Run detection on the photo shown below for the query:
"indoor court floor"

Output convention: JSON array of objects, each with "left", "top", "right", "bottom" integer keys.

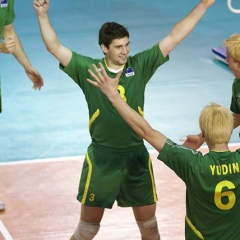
[
  {"left": 0, "top": 0, "right": 240, "bottom": 239},
  {"left": 1, "top": 145, "right": 240, "bottom": 240}
]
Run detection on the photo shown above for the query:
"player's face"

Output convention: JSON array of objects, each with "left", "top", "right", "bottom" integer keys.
[
  {"left": 103, "top": 37, "right": 130, "bottom": 69},
  {"left": 226, "top": 49, "right": 240, "bottom": 78}
]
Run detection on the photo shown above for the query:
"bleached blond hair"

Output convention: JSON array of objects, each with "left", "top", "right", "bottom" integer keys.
[
  {"left": 224, "top": 33, "right": 240, "bottom": 61},
  {"left": 199, "top": 102, "right": 233, "bottom": 145}
]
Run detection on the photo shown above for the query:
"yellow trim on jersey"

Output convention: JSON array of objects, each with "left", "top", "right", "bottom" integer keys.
[
  {"left": 89, "top": 109, "right": 100, "bottom": 130},
  {"left": 104, "top": 58, "right": 124, "bottom": 72},
  {"left": 148, "top": 156, "right": 157, "bottom": 202},
  {"left": 210, "top": 150, "right": 230, "bottom": 153},
  {"left": 186, "top": 216, "right": 204, "bottom": 239},
  {"left": 138, "top": 106, "right": 144, "bottom": 117},
  {"left": 81, "top": 152, "right": 93, "bottom": 204}
]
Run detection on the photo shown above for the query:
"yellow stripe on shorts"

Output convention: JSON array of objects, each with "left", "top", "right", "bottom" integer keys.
[
  {"left": 81, "top": 151, "right": 93, "bottom": 204},
  {"left": 148, "top": 156, "right": 157, "bottom": 202}
]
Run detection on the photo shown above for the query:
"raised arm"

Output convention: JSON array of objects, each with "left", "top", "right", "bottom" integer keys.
[
  {"left": 1, "top": 23, "right": 43, "bottom": 90},
  {"left": 33, "top": 0, "right": 72, "bottom": 67},
  {"left": 232, "top": 112, "right": 240, "bottom": 129},
  {"left": 87, "top": 63, "right": 167, "bottom": 152},
  {"left": 159, "top": 0, "right": 215, "bottom": 57}
]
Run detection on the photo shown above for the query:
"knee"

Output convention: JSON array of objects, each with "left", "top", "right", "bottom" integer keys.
[
  {"left": 137, "top": 216, "right": 160, "bottom": 240},
  {"left": 73, "top": 219, "right": 100, "bottom": 240}
]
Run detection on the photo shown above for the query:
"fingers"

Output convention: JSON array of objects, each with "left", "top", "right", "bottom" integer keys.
[
  {"left": 5, "top": 35, "right": 14, "bottom": 41},
  {"left": 4, "top": 35, "right": 15, "bottom": 53},
  {"left": 86, "top": 78, "right": 98, "bottom": 87},
  {"left": 32, "top": 80, "right": 40, "bottom": 90},
  {"left": 87, "top": 62, "right": 122, "bottom": 87},
  {"left": 98, "top": 62, "right": 107, "bottom": 77},
  {"left": 88, "top": 63, "right": 105, "bottom": 84},
  {"left": 25, "top": 67, "right": 44, "bottom": 90},
  {"left": 34, "top": 0, "right": 46, "bottom": 7},
  {"left": 33, "top": 0, "right": 49, "bottom": 13},
  {"left": 92, "top": 63, "right": 106, "bottom": 81},
  {"left": 33, "top": 79, "right": 44, "bottom": 90},
  {"left": 33, "top": 84, "right": 41, "bottom": 90},
  {"left": 33, "top": 0, "right": 41, "bottom": 7},
  {"left": 87, "top": 68, "right": 100, "bottom": 84},
  {"left": 179, "top": 137, "right": 187, "bottom": 142}
]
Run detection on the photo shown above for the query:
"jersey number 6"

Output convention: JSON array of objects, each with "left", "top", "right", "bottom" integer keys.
[{"left": 214, "top": 180, "right": 236, "bottom": 210}]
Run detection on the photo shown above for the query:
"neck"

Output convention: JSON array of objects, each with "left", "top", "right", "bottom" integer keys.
[
  {"left": 208, "top": 143, "right": 229, "bottom": 152},
  {"left": 235, "top": 74, "right": 240, "bottom": 79}
]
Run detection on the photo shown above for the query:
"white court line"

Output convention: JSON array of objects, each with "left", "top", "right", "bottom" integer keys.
[
  {"left": 1, "top": 143, "right": 240, "bottom": 166},
  {"left": 0, "top": 220, "right": 13, "bottom": 240},
  {"left": 0, "top": 155, "right": 85, "bottom": 166},
  {"left": 227, "top": 0, "right": 240, "bottom": 14}
]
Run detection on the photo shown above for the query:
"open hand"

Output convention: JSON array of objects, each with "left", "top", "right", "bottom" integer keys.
[{"left": 87, "top": 62, "right": 122, "bottom": 98}]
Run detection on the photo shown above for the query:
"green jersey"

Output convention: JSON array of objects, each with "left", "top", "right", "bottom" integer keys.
[
  {"left": 230, "top": 78, "right": 240, "bottom": 114},
  {"left": 60, "top": 44, "right": 169, "bottom": 149},
  {"left": 158, "top": 139, "right": 240, "bottom": 240},
  {"left": 0, "top": 0, "right": 15, "bottom": 40}
]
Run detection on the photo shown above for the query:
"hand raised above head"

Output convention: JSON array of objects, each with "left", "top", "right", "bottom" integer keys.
[
  {"left": 33, "top": 0, "right": 50, "bottom": 15},
  {"left": 201, "top": 0, "right": 215, "bottom": 8}
]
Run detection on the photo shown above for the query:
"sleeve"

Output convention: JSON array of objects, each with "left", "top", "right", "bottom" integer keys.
[
  {"left": 131, "top": 43, "right": 169, "bottom": 84},
  {"left": 5, "top": 0, "right": 16, "bottom": 26},
  {"left": 230, "top": 79, "right": 240, "bottom": 114},
  {"left": 59, "top": 51, "right": 100, "bottom": 90},
  {"left": 157, "top": 139, "right": 203, "bottom": 182}
]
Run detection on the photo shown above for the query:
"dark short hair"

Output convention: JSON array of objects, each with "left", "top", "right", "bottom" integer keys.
[{"left": 98, "top": 22, "right": 129, "bottom": 48}]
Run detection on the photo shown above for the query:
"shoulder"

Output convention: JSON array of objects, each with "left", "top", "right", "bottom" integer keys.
[
  {"left": 131, "top": 44, "right": 161, "bottom": 58},
  {"left": 160, "top": 139, "right": 202, "bottom": 159},
  {"left": 233, "top": 78, "right": 240, "bottom": 86},
  {"left": 67, "top": 51, "right": 102, "bottom": 67}
]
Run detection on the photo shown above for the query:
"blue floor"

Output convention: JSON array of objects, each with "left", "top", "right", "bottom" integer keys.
[{"left": 0, "top": 0, "right": 240, "bottom": 162}]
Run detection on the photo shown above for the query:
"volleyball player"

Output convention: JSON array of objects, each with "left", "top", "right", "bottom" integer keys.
[
  {"left": 33, "top": 0, "right": 215, "bottom": 239},
  {"left": 88, "top": 62, "right": 240, "bottom": 240},
  {"left": 0, "top": 0, "right": 43, "bottom": 212}
]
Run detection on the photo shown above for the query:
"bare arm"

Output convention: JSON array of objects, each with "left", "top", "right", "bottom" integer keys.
[
  {"left": 232, "top": 112, "right": 240, "bottom": 129},
  {"left": 182, "top": 133, "right": 205, "bottom": 150},
  {"left": 87, "top": 63, "right": 167, "bottom": 152},
  {"left": 1, "top": 23, "right": 43, "bottom": 90},
  {"left": 105, "top": 93, "right": 167, "bottom": 152},
  {"left": 159, "top": 0, "right": 215, "bottom": 57},
  {"left": 33, "top": 0, "right": 71, "bottom": 67}
]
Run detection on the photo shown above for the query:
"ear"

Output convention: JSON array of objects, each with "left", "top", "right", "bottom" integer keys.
[
  {"left": 201, "top": 130, "right": 205, "bottom": 139},
  {"left": 237, "top": 62, "right": 240, "bottom": 69},
  {"left": 101, "top": 44, "right": 107, "bottom": 54}
]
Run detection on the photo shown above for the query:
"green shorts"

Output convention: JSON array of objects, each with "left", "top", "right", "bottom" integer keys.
[{"left": 77, "top": 142, "right": 158, "bottom": 208}]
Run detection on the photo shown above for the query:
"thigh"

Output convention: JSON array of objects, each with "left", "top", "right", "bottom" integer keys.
[
  {"left": 77, "top": 144, "right": 124, "bottom": 208},
  {"left": 132, "top": 203, "right": 157, "bottom": 221},
  {"left": 117, "top": 145, "right": 158, "bottom": 207}
]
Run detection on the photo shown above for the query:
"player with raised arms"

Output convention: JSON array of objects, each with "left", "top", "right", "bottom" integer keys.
[{"left": 87, "top": 62, "right": 240, "bottom": 240}]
